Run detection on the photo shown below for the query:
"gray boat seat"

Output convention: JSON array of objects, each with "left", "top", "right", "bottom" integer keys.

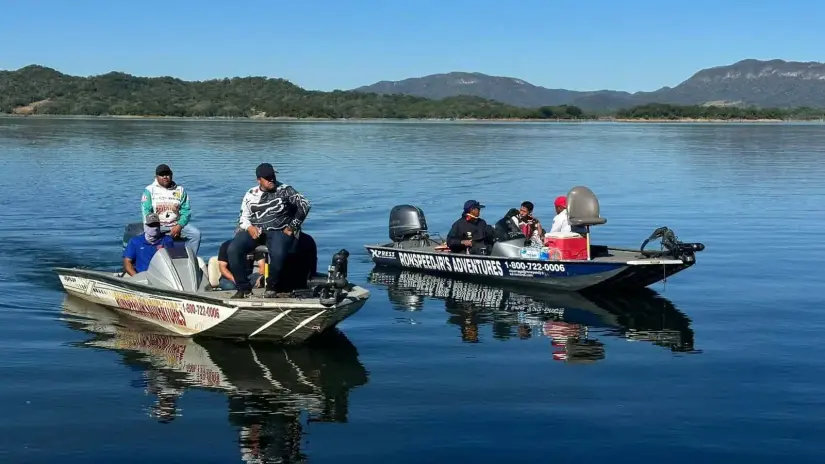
[{"left": 567, "top": 186, "right": 607, "bottom": 228}]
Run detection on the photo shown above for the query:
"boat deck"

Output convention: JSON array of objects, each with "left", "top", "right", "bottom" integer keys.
[
  {"left": 203, "top": 284, "right": 371, "bottom": 307},
  {"left": 205, "top": 287, "right": 319, "bottom": 304}
]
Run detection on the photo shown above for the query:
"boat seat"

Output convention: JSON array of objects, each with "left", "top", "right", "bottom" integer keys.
[
  {"left": 207, "top": 256, "right": 221, "bottom": 288},
  {"left": 567, "top": 186, "right": 607, "bottom": 228}
]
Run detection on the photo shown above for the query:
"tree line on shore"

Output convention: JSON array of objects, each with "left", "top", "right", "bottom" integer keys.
[{"left": 3, "top": 65, "right": 825, "bottom": 120}]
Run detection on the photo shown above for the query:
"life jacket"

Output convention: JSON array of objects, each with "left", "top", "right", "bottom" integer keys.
[{"left": 519, "top": 216, "right": 539, "bottom": 239}]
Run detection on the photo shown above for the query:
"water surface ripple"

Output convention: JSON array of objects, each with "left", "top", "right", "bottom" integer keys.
[{"left": 0, "top": 118, "right": 823, "bottom": 463}]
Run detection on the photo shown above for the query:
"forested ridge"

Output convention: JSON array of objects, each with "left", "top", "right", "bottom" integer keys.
[{"left": 3, "top": 65, "right": 824, "bottom": 120}]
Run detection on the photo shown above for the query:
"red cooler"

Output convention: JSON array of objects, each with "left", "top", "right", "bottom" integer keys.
[{"left": 543, "top": 232, "right": 588, "bottom": 260}]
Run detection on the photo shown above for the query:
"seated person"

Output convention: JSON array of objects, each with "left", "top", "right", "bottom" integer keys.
[
  {"left": 217, "top": 238, "right": 266, "bottom": 290},
  {"left": 494, "top": 208, "right": 526, "bottom": 242},
  {"left": 274, "top": 231, "right": 318, "bottom": 292},
  {"left": 549, "top": 196, "right": 586, "bottom": 235},
  {"left": 518, "top": 201, "right": 544, "bottom": 242},
  {"left": 123, "top": 213, "right": 176, "bottom": 276},
  {"left": 446, "top": 200, "right": 495, "bottom": 254}
]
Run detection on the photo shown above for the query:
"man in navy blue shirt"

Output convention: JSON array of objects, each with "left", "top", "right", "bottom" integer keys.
[{"left": 123, "top": 213, "right": 176, "bottom": 276}]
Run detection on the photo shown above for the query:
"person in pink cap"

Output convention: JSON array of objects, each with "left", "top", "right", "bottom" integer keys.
[{"left": 549, "top": 195, "right": 572, "bottom": 233}]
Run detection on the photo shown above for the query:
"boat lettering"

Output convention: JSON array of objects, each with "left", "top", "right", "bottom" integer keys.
[
  {"left": 397, "top": 272, "right": 452, "bottom": 298},
  {"left": 370, "top": 249, "right": 396, "bottom": 259},
  {"left": 113, "top": 291, "right": 188, "bottom": 327},
  {"left": 450, "top": 280, "right": 504, "bottom": 306},
  {"left": 398, "top": 252, "right": 504, "bottom": 276},
  {"left": 398, "top": 252, "right": 453, "bottom": 272},
  {"left": 506, "top": 261, "right": 566, "bottom": 273},
  {"left": 115, "top": 332, "right": 187, "bottom": 364},
  {"left": 184, "top": 363, "right": 222, "bottom": 386},
  {"left": 183, "top": 302, "right": 221, "bottom": 319}
]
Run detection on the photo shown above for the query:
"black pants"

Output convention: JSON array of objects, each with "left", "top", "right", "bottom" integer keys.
[{"left": 227, "top": 228, "right": 295, "bottom": 292}]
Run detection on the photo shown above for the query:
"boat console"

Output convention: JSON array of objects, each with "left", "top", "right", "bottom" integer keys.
[{"left": 126, "top": 243, "right": 208, "bottom": 292}]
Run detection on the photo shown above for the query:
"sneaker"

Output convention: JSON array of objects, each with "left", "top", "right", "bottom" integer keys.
[
  {"left": 230, "top": 289, "right": 252, "bottom": 299},
  {"left": 263, "top": 290, "right": 279, "bottom": 299}
]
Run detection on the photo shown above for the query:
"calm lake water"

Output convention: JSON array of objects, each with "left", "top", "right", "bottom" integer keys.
[{"left": 1, "top": 117, "right": 824, "bottom": 463}]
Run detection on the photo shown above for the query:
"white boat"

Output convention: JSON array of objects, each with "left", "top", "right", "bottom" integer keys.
[{"left": 54, "top": 226, "right": 370, "bottom": 343}]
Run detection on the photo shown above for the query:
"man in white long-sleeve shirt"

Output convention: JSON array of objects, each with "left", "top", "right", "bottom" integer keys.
[
  {"left": 549, "top": 196, "right": 571, "bottom": 233},
  {"left": 227, "top": 163, "right": 311, "bottom": 299}
]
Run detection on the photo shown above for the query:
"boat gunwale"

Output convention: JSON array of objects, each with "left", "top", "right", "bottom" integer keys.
[
  {"left": 53, "top": 266, "right": 370, "bottom": 311},
  {"left": 363, "top": 243, "right": 681, "bottom": 266}
]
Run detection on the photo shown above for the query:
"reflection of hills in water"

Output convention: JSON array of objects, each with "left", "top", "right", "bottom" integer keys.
[
  {"left": 369, "top": 269, "right": 698, "bottom": 363},
  {"left": 60, "top": 295, "right": 369, "bottom": 464}
]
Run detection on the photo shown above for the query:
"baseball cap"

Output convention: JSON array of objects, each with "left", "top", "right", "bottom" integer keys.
[
  {"left": 255, "top": 163, "right": 278, "bottom": 180},
  {"left": 144, "top": 213, "right": 161, "bottom": 225},
  {"left": 155, "top": 164, "right": 172, "bottom": 176},
  {"left": 554, "top": 196, "right": 567, "bottom": 208},
  {"left": 463, "top": 200, "right": 485, "bottom": 213}
]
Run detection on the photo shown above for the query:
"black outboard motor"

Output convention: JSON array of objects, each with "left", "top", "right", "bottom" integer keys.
[
  {"left": 318, "top": 249, "right": 350, "bottom": 307},
  {"left": 389, "top": 205, "right": 429, "bottom": 243},
  {"left": 640, "top": 227, "right": 706, "bottom": 263}
]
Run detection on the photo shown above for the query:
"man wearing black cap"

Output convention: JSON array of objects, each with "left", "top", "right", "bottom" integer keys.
[
  {"left": 445, "top": 200, "right": 496, "bottom": 254},
  {"left": 140, "top": 163, "right": 202, "bottom": 256},
  {"left": 227, "top": 163, "right": 312, "bottom": 298}
]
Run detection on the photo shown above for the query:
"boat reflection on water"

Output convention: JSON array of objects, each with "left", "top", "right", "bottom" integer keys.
[
  {"left": 369, "top": 268, "right": 698, "bottom": 363},
  {"left": 59, "top": 295, "right": 369, "bottom": 464}
]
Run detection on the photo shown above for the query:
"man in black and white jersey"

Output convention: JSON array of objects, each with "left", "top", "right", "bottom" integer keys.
[{"left": 227, "top": 163, "right": 312, "bottom": 298}]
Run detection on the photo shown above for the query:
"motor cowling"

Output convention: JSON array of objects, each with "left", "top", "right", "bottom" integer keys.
[
  {"left": 318, "top": 249, "right": 350, "bottom": 307},
  {"left": 389, "top": 204, "right": 428, "bottom": 242},
  {"left": 639, "top": 226, "right": 706, "bottom": 262}
]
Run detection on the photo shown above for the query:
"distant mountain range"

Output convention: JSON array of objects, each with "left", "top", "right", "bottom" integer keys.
[{"left": 353, "top": 59, "right": 825, "bottom": 111}]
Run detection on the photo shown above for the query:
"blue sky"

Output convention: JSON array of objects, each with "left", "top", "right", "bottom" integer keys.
[{"left": 1, "top": 0, "right": 821, "bottom": 93}]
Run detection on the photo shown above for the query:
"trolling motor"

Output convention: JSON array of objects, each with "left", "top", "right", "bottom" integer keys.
[
  {"left": 317, "top": 249, "right": 350, "bottom": 307},
  {"left": 640, "top": 226, "right": 706, "bottom": 263}
]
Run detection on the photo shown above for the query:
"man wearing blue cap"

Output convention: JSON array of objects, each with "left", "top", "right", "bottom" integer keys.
[{"left": 445, "top": 200, "right": 496, "bottom": 254}]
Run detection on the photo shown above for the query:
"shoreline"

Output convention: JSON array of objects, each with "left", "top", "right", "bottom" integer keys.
[{"left": 0, "top": 113, "right": 821, "bottom": 124}]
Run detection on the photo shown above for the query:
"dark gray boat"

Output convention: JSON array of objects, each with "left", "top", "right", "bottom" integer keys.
[{"left": 364, "top": 186, "right": 705, "bottom": 293}]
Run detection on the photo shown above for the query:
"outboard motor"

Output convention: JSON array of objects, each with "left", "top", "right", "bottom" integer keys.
[
  {"left": 389, "top": 205, "right": 429, "bottom": 243},
  {"left": 640, "top": 226, "right": 706, "bottom": 263},
  {"left": 318, "top": 249, "right": 350, "bottom": 307}
]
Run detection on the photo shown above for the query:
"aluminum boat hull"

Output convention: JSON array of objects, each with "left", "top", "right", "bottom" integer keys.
[
  {"left": 365, "top": 243, "right": 693, "bottom": 293},
  {"left": 55, "top": 267, "right": 369, "bottom": 343}
]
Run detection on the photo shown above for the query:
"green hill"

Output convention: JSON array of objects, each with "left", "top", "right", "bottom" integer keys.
[{"left": 0, "top": 65, "right": 584, "bottom": 120}]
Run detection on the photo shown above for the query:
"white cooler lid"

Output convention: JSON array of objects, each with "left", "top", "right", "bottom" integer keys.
[{"left": 544, "top": 232, "right": 583, "bottom": 239}]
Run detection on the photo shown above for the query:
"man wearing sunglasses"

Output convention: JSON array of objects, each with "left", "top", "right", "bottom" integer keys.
[
  {"left": 140, "top": 164, "right": 202, "bottom": 256},
  {"left": 227, "top": 163, "right": 312, "bottom": 299}
]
